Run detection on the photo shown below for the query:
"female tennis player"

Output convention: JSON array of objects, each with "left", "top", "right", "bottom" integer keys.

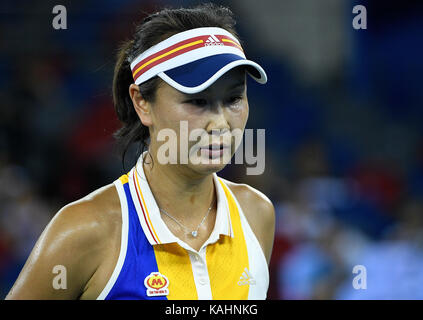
[{"left": 6, "top": 3, "right": 275, "bottom": 300}]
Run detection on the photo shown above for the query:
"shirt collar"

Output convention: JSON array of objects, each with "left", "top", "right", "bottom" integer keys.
[{"left": 127, "top": 157, "right": 234, "bottom": 251}]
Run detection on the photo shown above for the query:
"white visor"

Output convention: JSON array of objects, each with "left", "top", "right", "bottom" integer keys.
[{"left": 130, "top": 27, "right": 267, "bottom": 94}]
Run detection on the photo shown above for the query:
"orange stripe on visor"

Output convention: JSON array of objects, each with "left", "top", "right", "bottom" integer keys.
[
  {"left": 132, "top": 39, "right": 205, "bottom": 80},
  {"left": 129, "top": 27, "right": 267, "bottom": 95}
]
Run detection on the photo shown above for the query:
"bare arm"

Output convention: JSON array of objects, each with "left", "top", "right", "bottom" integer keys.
[{"left": 5, "top": 188, "right": 117, "bottom": 300}]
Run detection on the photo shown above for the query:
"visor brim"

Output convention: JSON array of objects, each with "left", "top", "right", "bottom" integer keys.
[{"left": 158, "top": 53, "right": 267, "bottom": 94}]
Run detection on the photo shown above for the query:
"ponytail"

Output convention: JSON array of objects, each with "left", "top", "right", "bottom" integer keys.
[{"left": 112, "top": 40, "right": 157, "bottom": 172}]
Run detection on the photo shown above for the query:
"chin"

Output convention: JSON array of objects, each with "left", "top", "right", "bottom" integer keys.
[
  {"left": 188, "top": 152, "right": 232, "bottom": 175},
  {"left": 192, "top": 162, "right": 227, "bottom": 175}
]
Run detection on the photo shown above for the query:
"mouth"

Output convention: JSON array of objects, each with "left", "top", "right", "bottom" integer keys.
[{"left": 200, "top": 144, "right": 230, "bottom": 159}]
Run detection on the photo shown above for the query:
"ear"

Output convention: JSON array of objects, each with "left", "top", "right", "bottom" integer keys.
[{"left": 129, "top": 83, "right": 153, "bottom": 127}]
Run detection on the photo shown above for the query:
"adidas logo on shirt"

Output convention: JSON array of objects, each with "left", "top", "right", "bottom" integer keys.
[
  {"left": 205, "top": 35, "right": 224, "bottom": 46},
  {"left": 237, "top": 268, "right": 256, "bottom": 286}
]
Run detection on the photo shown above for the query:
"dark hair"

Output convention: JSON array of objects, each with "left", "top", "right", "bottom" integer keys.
[{"left": 112, "top": 3, "right": 239, "bottom": 171}]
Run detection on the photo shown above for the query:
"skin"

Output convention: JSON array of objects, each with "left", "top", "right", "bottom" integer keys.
[{"left": 6, "top": 67, "right": 275, "bottom": 300}]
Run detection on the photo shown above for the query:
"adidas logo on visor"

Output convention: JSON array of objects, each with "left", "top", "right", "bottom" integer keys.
[
  {"left": 129, "top": 27, "right": 267, "bottom": 93},
  {"left": 205, "top": 35, "right": 223, "bottom": 46}
]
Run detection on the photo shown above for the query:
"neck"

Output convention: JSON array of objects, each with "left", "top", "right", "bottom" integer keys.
[{"left": 141, "top": 151, "right": 215, "bottom": 221}]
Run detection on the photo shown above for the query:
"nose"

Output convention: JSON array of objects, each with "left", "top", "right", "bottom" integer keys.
[{"left": 205, "top": 103, "right": 230, "bottom": 135}]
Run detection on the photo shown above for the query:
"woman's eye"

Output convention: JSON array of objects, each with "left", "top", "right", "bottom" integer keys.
[{"left": 227, "top": 96, "right": 243, "bottom": 105}]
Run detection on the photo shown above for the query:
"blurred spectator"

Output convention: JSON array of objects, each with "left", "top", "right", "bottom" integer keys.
[{"left": 0, "top": 164, "right": 54, "bottom": 296}]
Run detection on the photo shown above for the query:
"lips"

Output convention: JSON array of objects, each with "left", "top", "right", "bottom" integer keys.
[
  {"left": 204, "top": 144, "right": 229, "bottom": 150},
  {"left": 200, "top": 144, "right": 230, "bottom": 159}
]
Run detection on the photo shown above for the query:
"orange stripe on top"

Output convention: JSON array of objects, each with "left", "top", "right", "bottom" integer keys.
[
  {"left": 133, "top": 169, "right": 161, "bottom": 244},
  {"left": 206, "top": 179, "right": 250, "bottom": 299}
]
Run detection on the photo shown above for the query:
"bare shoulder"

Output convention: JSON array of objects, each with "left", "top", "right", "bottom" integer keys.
[
  {"left": 43, "top": 183, "right": 122, "bottom": 262},
  {"left": 221, "top": 178, "right": 275, "bottom": 216},
  {"left": 57, "top": 183, "right": 122, "bottom": 240},
  {"left": 6, "top": 183, "right": 122, "bottom": 299},
  {"left": 219, "top": 178, "right": 275, "bottom": 264}
]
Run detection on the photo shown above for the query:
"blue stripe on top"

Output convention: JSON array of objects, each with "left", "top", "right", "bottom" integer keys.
[{"left": 105, "top": 181, "right": 167, "bottom": 300}]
